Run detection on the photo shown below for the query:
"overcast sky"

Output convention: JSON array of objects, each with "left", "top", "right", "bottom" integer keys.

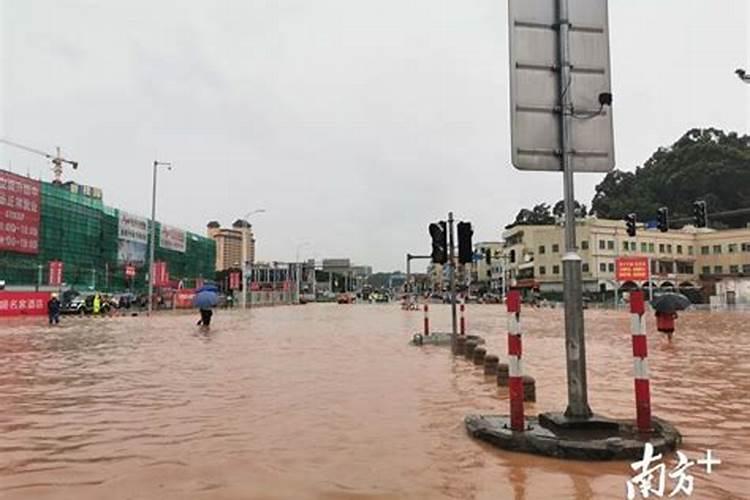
[{"left": 1, "top": 1, "right": 748, "bottom": 272}]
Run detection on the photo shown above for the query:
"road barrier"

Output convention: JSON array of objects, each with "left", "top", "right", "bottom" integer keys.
[
  {"left": 473, "top": 347, "right": 486, "bottom": 365},
  {"left": 460, "top": 303, "right": 466, "bottom": 335},
  {"left": 507, "top": 290, "right": 524, "bottom": 432},
  {"left": 484, "top": 354, "right": 499, "bottom": 375},
  {"left": 423, "top": 304, "right": 430, "bottom": 336},
  {"left": 630, "top": 290, "right": 652, "bottom": 432}
]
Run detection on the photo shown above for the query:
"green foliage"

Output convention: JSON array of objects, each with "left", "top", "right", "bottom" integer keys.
[
  {"left": 591, "top": 128, "right": 750, "bottom": 226},
  {"left": 508, "top": 200, "right": 587, "bottom": 228}
]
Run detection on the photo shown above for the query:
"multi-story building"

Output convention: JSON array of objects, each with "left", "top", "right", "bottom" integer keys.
[
  {"left": 501, "top": 217, "right": 750, "bottom": 302},
  {"left": 472, "top": 241, "right": 504, "bottom": 293},
  {"left": 206, "top": 220, "right": 255, "bottom": 272}
]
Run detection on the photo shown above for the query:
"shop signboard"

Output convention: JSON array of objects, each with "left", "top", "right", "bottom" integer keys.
[
  {"left": 0, "top": 170, "right": 41, "bottom": 254},
  {"left": 160, "top": 224, "right": 186, "bottom": 253}
]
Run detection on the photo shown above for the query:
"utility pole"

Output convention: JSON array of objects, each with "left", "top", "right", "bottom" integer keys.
[
  {"left": 148, "top": 160, "right": 171, "bottom": 316},
  {"left": 558, "top": 0, "right": 592, "bottom": 420},
  {"left": 448, "top": 212, "right": 457, "bottom": 338}
]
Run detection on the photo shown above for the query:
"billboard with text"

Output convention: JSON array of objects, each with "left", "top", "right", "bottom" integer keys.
[{"left": 0, "top": 170, "right": 41, "bottom": 254}]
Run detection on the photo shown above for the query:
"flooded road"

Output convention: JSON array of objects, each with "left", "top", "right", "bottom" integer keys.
[{"left": 1, "top": 304, "right": 748, "bottom": 499}]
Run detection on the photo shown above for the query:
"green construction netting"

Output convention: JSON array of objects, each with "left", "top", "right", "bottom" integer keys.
[{"left": 0, "top": 180, "right": 215, "bottom": 291}]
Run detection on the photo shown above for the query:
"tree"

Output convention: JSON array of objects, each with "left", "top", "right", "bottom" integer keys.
[
  {"left": 552, "top": 199, "right": 588, "bottom": 218},
  {"left": 591, "top": 128, "right": 750, "bottom": 227},
  {"left": 511, "top": 203, "right": 555, "bottom": 227}
]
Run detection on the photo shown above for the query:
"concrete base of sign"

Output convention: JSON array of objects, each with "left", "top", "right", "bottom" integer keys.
[
  {"left": 464, "top": 412, "right": 681, "bottom": 461},
  {"left": 410, "top": 333, "right": 485, "bottom": 347}
]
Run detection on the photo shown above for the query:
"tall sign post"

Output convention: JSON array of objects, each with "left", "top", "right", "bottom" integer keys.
[
  {"left": 509, "top": 0, "right": 614, "bottom": 420},
  {"left": 448, "top": 212, "right": 457, "bottom": 338}
]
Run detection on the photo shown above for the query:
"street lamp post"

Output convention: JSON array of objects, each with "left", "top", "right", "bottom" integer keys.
[
  {"left": 241, "top": 209, "right": 266, "bottom": 310},
  {"left": 295, "top": 242, "right": 311, "bottom": 304},
  {"left": 148, "top": 160, "right": 171, "bottom": 316}
]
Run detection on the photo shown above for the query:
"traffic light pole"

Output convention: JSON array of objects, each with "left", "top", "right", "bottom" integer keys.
[
  {"left": 559, "top": 0, "right": 592, "bottom": 420},
  {"left": 448, "top": 212, "right": 458, "bottom": 338}
]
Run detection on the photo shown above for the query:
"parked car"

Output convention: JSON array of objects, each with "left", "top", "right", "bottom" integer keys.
[
  {"left": 61, "top": 292, "right": 112, "bottom": 315},
  {"left": 337, "top": 293, "right": 354, "bottom": 304},
  {"left": 112, "top": 292, "right": 137, "bottom": 309}
]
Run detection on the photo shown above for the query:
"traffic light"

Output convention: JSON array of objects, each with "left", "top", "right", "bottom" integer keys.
[
  {"left": 625, "top": 213, "right": 637, "bottom": 237},
  {"left": 457, "top": 221, "right": 474, "bottom": 264},
  {"left": 485, "top": 248, "right": 492, "bottom": 265},
  {"left": 693, "top": 200, "right": 707, "bottom": 228},
  {"left": 429, "top": 221, "right": 447, "bottom": 264},
  {"left": 657, "top": 207, "right": 669, "bottom": 233}
]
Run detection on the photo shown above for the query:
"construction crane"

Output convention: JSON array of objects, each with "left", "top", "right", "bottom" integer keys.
[{"left": 0, "top": 138, "right": 78, "bottom": 184}]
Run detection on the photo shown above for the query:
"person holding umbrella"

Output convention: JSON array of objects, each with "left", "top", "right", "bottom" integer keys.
[
  {"left": 651, "top": 292, "right": 691, "bottom": 341},
  {"left": 193, "top": 283, "right": 219, "bottom": 328}
]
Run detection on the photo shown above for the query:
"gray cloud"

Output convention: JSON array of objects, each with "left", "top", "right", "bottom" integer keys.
[{"left": 1, "top": 0, "right": 748, "bottom": 272}]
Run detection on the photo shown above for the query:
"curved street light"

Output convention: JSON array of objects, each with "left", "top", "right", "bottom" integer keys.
[{"left": 148, "top": 160, "right": 172, "bottom": 316}]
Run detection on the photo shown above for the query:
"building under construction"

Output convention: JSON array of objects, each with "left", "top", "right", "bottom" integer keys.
[{"left": 0, "top": 169, "right": 214, "bottom": 292}]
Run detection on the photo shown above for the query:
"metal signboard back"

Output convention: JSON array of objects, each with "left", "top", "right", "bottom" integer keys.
[{"left": 509, "top": 0, "right": 614, "bottom": 172}]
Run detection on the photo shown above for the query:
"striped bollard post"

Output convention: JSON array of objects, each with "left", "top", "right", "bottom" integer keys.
[
  {"left": 460, "top": 303, "right": 466, "bottom": 335},
  {"left": 507, "top": 290, "right": 524, "bottom": 432},
  {"left": 423, "top": 304, "right": 430, "bottom": 336},
  {"left": 630, "top": 290, "right": 651, "bottom": 432}
]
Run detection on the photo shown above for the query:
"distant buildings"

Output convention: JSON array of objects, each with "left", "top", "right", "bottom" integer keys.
[
  {"left": 206, "top": 220, "right": 255, "bottom": 272},
  {"left": 501, "top": 217, "right": 750, "bottom": 304}
]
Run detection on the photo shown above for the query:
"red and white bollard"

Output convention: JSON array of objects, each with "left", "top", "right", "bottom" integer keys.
[
  {"left": 507, "top": 290, "right": 524, "bottom": 431},
  {"left": 630, "top": 290, "right": 651, "bottom": 432},
  {"left": 423, "top": 304, "right": 430, "bottom": 336},
  {"left": 460, "top": 303, "right": 466, "bottom": 335}
]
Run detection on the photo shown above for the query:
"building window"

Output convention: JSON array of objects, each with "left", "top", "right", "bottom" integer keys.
[
  {"left": 582, "top": 263, "right": 590, "bottom": 273},
  {"left": 623, "top": 241, "right": 629, "bottom": 252},
  {"left": 702, "top": 266, "right": 710, "bottom": 275},
  {"left": 553, "top": 265, "right": 560, "bottom": 274},
  {"left": 677, "top": 245, "right": 683, "bottom": 254},
  {"left": 581, "top": 241, "right": 589, "bottom": 250},
  {"left": 659, "top": 243, "right": 665, "bottom": 253},
  {"left": 641, "top": 242, "right": 648, "bottom": 252},
  {"left": 538, "top": 245, "right": 546, "bottom": 255},
  {"left": 599, "top": 263, "right": 607, "bottom": 272},
  {"left": 607, "top": 240, "right": 614, "bottom": 250},
  {"left": 539, "top": 266, "right": 546, "bottom": 275},
  {"left": 728, "top": 243, "right": 738, "bottom": 253},
  {"left": 743, "top": 243, "right": 750, "bottom": 252},
  {"left": 667, "top": 244, "right": 673, "bottom": 253},
  {"left": 608, "top": 263, "right": 615, "bottom": 272},
  {"left": 552, "top": 243, "right": 560, "bottom": 253},
  {"left": 743, "top": 264, "right": 750, "bottom": 274},
  {"left": 730, "top": 265, "right": 739, "bottom": 274},
  {"left": 599, "top": 240, "right": 605, "bottom": 250},
  {"left": 713, "top": 245, "right": 722, "bottom": 254},
  {"left": 688, "top": 246, "right": 694, "bottom": 255},
  {"left": 648, "top": 243, "right": 655, "bottom": 253},
  {"left": 714, "top": 265, "right": 723, "bottom": 274},
  {"left": 701, "top": 246, "right": 709, "bottom": 255}
]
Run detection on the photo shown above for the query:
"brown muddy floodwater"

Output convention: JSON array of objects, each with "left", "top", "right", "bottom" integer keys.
[{"left": 0, "top": 304, "right": 748, "bottom": 499}]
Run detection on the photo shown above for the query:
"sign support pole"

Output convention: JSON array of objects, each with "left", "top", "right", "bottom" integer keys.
[
  {"left": 448, "top": 212, "right": 457, "bottom": 338},
  {"left": 559, "top": 0, "right": 592, "bottom": 420}
]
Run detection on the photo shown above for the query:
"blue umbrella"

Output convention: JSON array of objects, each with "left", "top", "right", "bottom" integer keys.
[
  {"left": 193, "top": 290, "right": 219, "bottom": 309},
  {"left": 196, "top": 283, "right": 219, "bottom": 294}
]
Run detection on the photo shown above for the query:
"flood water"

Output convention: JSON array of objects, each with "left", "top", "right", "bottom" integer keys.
[{"left": 1, "top": 304, "right": 748, "bottom": 499}]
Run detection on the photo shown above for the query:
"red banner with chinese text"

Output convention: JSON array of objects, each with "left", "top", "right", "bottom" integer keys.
[
  {"left": 616, "top": 257, "right": 649, "bottom": 282},
  {"left": 152, "top": 261, "right": 169, "bottom": 287},
  {"left": 229, "top": 271, "right": 241, "bottom": 290},
  {"left": 0, "top": 291, "right": 51, "bottom": 317},
  {"left": 0, "top": 170, "right": 41, "bottom": 254},
  {"left": 49, "top": 261, "right": 63, "bottom": 286}
]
